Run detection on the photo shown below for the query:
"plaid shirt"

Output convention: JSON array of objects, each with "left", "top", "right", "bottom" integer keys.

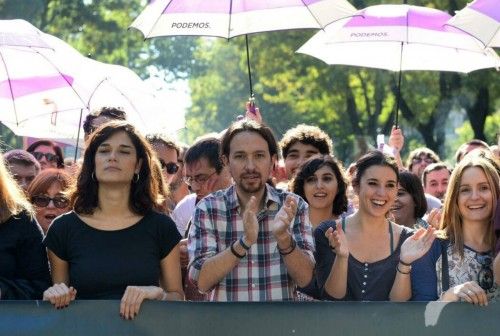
[{"left": 188, "top": 184, "right": 315, "bottom": 302}]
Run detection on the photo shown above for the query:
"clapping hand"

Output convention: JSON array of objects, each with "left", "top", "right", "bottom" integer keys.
[
  {"left": 242, "top": 196, "right": 259, "bottom": 246},
  {"left": 325, "top": 224, "right": 349, "bottom": 259},
  {"left": 272, "top": 195, "right": 297, "bottom": 240},
  {"left": 426, "top": 208, "right": 442, "bottom": 229},
  {"left": 400, "top": 227, "right": 436, "bottom": 264},
  {"left": 43, "top": 283, "right": 77, "bottom": 309}
]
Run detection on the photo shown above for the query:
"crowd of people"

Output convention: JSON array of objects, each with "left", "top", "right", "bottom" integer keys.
[{"left": 0, "top": 105, "right": 498, "bottom": 319}]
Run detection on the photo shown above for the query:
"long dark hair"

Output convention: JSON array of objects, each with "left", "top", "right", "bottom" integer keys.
[
  {"left": 69, "top": 121, "right": 163, "bottom": 215},
  {"left": 291, "top": 155, "right": 348, "bottom": 217}
]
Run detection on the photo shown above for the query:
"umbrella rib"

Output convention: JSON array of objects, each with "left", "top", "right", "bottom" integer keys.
[
  {"left": 33, "top": 47, "right": 90, "bottom": 109},
  {"left": 145, "top": 0, "right": 176, "bottom": 39},
  {"left": 443, "top": 23, "right": 490, "bottom": 48},
  {"left": 107, "top": 79, "right": 149, "bottom": 127},
  {"left": 0, "top": 49, "right": 20, "bottom": 125},
  {"left": 299, "top": 0, "right": 325, "bottom": 29}
]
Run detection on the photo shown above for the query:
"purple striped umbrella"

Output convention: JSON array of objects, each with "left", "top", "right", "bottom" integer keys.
[
  {"left": 297, "top": 4, "right": 499, "bottom": 126},
  {"left": 0, "top": 20, "right": 171, "bottom": 146},
  {"left": 446, "top": 0, "right": 499, "bottom": 48},
  {"left": 130, "top": 0, "right": 357, "bottom": 100}
]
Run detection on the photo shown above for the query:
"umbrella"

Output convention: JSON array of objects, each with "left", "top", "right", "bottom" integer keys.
[
  {"left": 130, "top": 0, "right": 357, "bottom": 102},
  {"left": 0, "top": 19, "right": 96, "bottom": 126},
  {"left": 0, "top": 19, "right": 173, "bottom": 144},
  {"left": 446, "top": 0, "right": 499, "bottom": 48},
  {"left": 297, "top": 4, "right": 500, "bottom": 126}
]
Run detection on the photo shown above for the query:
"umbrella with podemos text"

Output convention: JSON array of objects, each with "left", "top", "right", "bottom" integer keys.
[
  {"left": 297, "top": 4, "right": 500, "bottom": 127},
  {"left": 130, "top": 0, "right": 357, "bottom": 105}
]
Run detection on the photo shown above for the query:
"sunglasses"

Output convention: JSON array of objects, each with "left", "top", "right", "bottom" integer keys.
[
  {"left": 412, "top": 157, "right": 434, "bottom": 164},
  {"left": 32, "top": 195, "right": 69, "bottom": 209},
  {"left": 476, "top": 253, "right": 493, "bottom": 291},
  {"left": 159, "top": 160, "right": 179, "bottom": 175},
  {"left": 32, "top": 152, "right": 58, "bottom": 163}
]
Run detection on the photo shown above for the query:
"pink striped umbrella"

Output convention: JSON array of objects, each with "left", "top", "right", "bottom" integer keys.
[
  {"left": 446, "top": 0, "right": 499, "bottom": 48},
  {"left": 297, "top": 4, "right": 499, "bottom": 126},
  {"left": 0, "top": 20, "right": 170, "bottom": 144},
  {"left": 0, "top": 20, "right": 96, "bottom": 128},
  {"left": 130, "top": 0, "right": 357, "bottom": 101}
]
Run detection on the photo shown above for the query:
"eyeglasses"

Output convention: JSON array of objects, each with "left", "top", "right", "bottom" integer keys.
[
  {"left": 32, "top": 152, "right": 58, "bottom": 163},
  {"left": 31, "top": 195, "right": 69, "bottom": 209},
  {"left": 159, "top": 160, "right": 179, "bottom": 175},
  {"left": 183, "top": 171, "right": 216, "bottom": 186},
  {"left": 476, "top": 253, "right": 493, "bottom": 291},
  {"left": 412, "top": 157, "right": 435, "bottom": 164}
]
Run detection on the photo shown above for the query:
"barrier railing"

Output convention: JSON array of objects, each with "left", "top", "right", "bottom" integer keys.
[{"left": 1, "top": 301, "right": 498, "bottom": 335}]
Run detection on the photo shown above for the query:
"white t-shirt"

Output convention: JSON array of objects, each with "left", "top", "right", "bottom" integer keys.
[{"left": 171, "top": 193, "right": 197, "bottom": 236}]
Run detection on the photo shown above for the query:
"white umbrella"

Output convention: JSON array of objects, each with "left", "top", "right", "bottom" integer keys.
[
  {"left": 297, "top": 4, "right": 500, "bottom": 126},
  {"left": 130, "top": 0, "right": 357, "bottom": 100},
  {"left": 0, "top": 19, "right": 171, "bottom": 142},
  {"left": 446, "top": 0, "right": 499, "bottom": 48},
  {"left": 0, "top": 20, "right": 96, "bottom": 126}
]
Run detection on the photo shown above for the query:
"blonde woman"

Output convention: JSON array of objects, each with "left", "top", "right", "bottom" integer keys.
[
  {"left": 0, "top": 154, "right": 50, "bottom": 299},
  {"left": 412, "top": 154, "right": 499, "bottom": 305}
]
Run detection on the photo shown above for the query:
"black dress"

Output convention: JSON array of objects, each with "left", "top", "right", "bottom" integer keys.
[
  {"left": 314, "top": 219, "right": 413, "bottom": 301},
  {"left": 44, "top": 210, "right": 181, "bottom": 299},
  {"left": 0, "top": 211, "right": 51, "bottom": 299}
]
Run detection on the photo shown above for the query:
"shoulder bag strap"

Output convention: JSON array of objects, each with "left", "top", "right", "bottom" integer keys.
[{"left": 441, "top": 240, "right": 450, "bottom": 292}]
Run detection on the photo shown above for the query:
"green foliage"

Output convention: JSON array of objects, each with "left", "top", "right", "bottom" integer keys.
[{"left": 0, "top": 0, "right": 498, "bottom": 164}]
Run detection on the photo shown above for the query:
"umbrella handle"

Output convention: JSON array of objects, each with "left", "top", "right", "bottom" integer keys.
[{"left": 245, "top": 34, "right": 254, "bottom": 99}]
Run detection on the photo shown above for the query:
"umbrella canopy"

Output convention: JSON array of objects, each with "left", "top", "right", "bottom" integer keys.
[
  {"left": 130, "top": 0, "right": 357, "bottom": 100},
  {"left": 2, "top": 62, "right": 172, "bottom": 141},
  {"left": 0, "top": 20, "right": 96, "bottom": 126},
  {"left": 297, "top": 4, "right": 499, "bottom": 72},
  {"left": 130, "top": 0, "right": 356, "bottom": 39},
  {"left": 446, "top": 0, "right": 500, "bottom": 48},
  {"left": 297, "top": 4, "right": 500, "bottom": 126},
  {"left": 0, "top": 19, "right": 173, "bottom": 142}
]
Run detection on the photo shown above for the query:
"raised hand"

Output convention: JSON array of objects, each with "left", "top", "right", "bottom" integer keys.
[
  {"left": 325, "top": 224, "right": 349, "bottom": 258},
  {"left": 388, "top": 125, "right": 404, "bottom": 152},
  {"left": 120, "top": 286, "right": 164, "bottom": 320},
  {"left": 400, "top": 227, "right": 436, "bottom": 264},
  {"left": 242, "top": 196, "right": 259, "bottom": 245},
  {"left": 245, "top": 101, "right": 263, "bottom": 124},
  {"left": 426, "top": 208, "right": 442, "bottom": 229},
  {"left": 43, "top": 283, "right": 77, "bottom": 309},
  {"left": 272, "top": 195, "right": 297, "bottom": 240}
]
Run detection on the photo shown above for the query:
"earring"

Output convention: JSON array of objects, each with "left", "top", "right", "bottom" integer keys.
[
  {"left": 133, "top": 173, "right": 140, "bottom": 183},
  {"left": 91, "top": 172, "right": 96, "bottom": 181}
]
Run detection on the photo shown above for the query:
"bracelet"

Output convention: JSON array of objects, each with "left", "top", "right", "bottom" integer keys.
[
  {"left": 399, "top": 259, "right": 412, "bottom": 267},
  {"left": 230, "top": 240, "right": 245, "bottom": 259},
  {"left": 397, "top": 265, "right": 411, "bottom": 275},
  {"left": 278, "top": 237, "right": 297, "bottom": 256},
  {"left": 239, "top": 236, "right": 250, "bottom": 251}
]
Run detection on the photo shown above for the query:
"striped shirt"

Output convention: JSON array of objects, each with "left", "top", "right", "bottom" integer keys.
[{"left": 188, "top": 184, "right": 314, "bottom": 301}]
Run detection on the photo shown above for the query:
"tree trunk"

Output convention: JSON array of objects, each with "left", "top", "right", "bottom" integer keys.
[{"left": 466, "top": 87, "right": 489, "bottom": 141}]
